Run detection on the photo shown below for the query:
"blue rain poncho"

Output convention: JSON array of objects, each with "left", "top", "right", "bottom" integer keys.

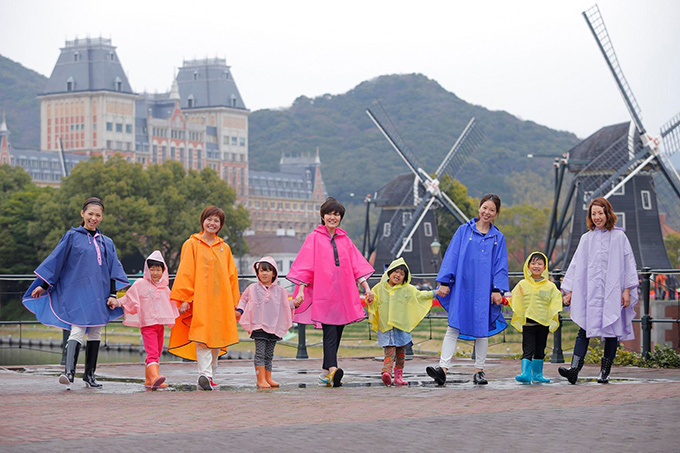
[
  {"left": 436, "top": 218, "right": 509, "bottom": 340},
  {"left": 23, "top": 226, "right": 128, "bottom": 329}
]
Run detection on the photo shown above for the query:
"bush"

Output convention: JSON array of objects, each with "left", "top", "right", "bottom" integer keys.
[
  {"left": 582, "top": 338, "right": 680, "bottom": 368},
  {"left": 643, "top": 344, "right": 680, "bottom": 368}
]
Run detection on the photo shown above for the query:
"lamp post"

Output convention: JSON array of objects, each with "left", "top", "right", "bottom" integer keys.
[{"left": 430, "top": 239, "right": 441, "bottom": 273}]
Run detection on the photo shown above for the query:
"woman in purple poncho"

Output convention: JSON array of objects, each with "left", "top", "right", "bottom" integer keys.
[
  {"left": 288, "top": 197, "right": 375, "bottom": 388},
  {"left": 559, "top": 197, "right": 639, "bottom": 384}
]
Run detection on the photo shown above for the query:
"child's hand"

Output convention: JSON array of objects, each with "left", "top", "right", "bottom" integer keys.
[
  {"left": 107, "top": 297, "right": 119, "bottom": 309},
  {"left": 563, "top": 292, "right": 572, "bottom": 306},
  {"left": 365, "top": 289, "right": 374, "bottom": 304},
  {"left": 179, "top": 301, "right": 190, "bottom": 314},
  {"left": 490, "top": 292, "right": 502, "bottom": 305},
  {"left": 235, "top": 309, "right": 242, "bottom": 321},
  {"left": 293, "top": 293, "right": 304, "bottom": 308},
  {"left": 434, "top": 287, "right": 445, "bottom": 297},
  {"left": 438, "top": 285, "right": 450, "bottom": 297},
  {"left": 31, "top": 286, "right": 46, "bottom": 298}
]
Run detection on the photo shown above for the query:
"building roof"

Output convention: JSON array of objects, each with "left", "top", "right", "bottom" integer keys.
[
  {"left": 243, "top": 233, "right": 304, "bottom": 256},
  {"left": 566, "top": 122, "right": 643, "bottom": 173},
  {"left": 43, "top": 38, "right": 134, "bottom": 96},
  {"left": 249, "top": 153, "right": 324, "bottom": 200},
  {"left": 9, "top": 148, "right": 88, "bottom": 183},
  {"left": 177, "top": 58, "right": 246, "bottom": 110},
  {"left": 374, "top": 173, "right": 422, "bottom": 207}
]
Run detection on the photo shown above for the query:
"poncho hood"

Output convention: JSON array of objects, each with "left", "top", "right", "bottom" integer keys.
[
  {"left": 253, "top": 256, "right": 279, "bottom": 284},
  {"left": 523, "top": 251, "right": 550, "bottom": 281},
  {"left": 382, "top": 257, "right": 411, "bottom": 285}
]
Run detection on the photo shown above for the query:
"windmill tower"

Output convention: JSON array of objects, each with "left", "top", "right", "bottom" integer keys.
[
  {"left": 364, "top": 102, "right": 483, "bottom": 274},
  {"left": 546, "top": 5, "right": 680, "bottom": 269}
]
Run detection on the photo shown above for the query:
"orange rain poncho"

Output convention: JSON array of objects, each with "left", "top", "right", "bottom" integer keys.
[
  {"left": 168, "top": 233, "right": 240, "bottom": 361},
  {"left": 510, "top": 251, "right": 563, "bottom": 333}
]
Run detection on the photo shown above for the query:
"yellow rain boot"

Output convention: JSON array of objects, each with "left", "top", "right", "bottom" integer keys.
[
  {"left": 256, "top": 366, "right": 271, "bottom": 389},
  {"left": 265, "top": 369, "right": 280, "bottom": 388}
]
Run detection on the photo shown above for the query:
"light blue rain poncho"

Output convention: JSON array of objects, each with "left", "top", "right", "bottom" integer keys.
[
  {"left": 436, "top": 218, "right": 509, "bottom": 340},
  {"left": 23, "top": 226, "right": 128, "bottom": 329}
]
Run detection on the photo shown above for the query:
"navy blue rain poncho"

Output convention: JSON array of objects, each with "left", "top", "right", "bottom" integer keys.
[
  {"left": 436, "top": 218, "right": 509, "bottom": 340},
  {"left": 23, "top": 226, "right": 129, "bottom": 329}
]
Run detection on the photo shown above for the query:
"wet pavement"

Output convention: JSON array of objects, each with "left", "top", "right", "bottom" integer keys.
[{"left": 1, "top": 356, "right": 679, "bottom": 452}]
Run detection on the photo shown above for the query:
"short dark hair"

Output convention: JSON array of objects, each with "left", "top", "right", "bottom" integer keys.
[
  {"left": 479, "top": 194, "right": 502, "bottom": 215},
  {"left": 387, "top": 264, "right": 409, "bottom": 282},
  {"left": 147, "top": 259, "right": 165, "bottom": 271},
  {"left": 586, "top": 197, "right": 617, "bottom": 231},
  {"left": 528, "top": 253, "right": 546, "bottom": 266},
  {"left": 320, "top": 197, "right": 345, "bottom": 225},
  {"left": 200, "top": 206, "right": 225, "bottom": 233},
  {"left": 256, "top": 261, "right": 277, "bottom": 280}
]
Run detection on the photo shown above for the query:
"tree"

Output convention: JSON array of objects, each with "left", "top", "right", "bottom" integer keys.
[
  {"left": 665, "top": 233, "right": 680, "bottom": 269},
  {"left": 495, "top": 203, "right": 551, "bottom": 272},
  {"left": 435, "top": 174, "right": 477, "bottom": 251}
]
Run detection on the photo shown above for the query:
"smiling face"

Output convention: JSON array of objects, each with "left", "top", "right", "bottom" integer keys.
[
  {"left": 591, "top": 204, "right": 607, "bottom": 230},
  {"left": 323, "top": 211, "right": 342, "bottom": 230},
  {"left": 202, "top": 215, "right": 222, "bottom": 235},
  {"left": 529, "top": 256, "right": 546, "bottom": 279},
  {"left": 478, "top": 200, "right": 498, "bottom": 224},
  {"left": 388, "top": 268, "right": 406, "bottom": 287},
  {"left": 148, "top": 265, "right": 163, "bottom": 283},
  {"left": 80, "top": 204, "right": 103, "bottom": 231}
]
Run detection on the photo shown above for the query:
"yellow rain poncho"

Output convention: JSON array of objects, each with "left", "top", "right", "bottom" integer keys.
[
  {"left": 510, "top": 251, "right": 563, "bottom": 332},
  {"left": 368, "top": 258, "right": 434, "bottom": 333}
]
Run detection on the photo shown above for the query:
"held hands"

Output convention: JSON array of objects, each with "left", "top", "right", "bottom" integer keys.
[
  {"left": 438, "top": 285, "right": 450, "bottom": 297},
  {"left": 178, "top": 301, "right": 190, "bottom": 314},
  {"left": 106, "top": 297, "right": 120, "bottom": 309},
  {"left": 31, "top": 286, "right": 46, "bottom": 298},
  {"left": 563, "top": 292, "right": 572, "bottom": 306},
  {"left": 293, "top": 292, "right": 304, "bottom": 308},
  {"left": 235, "top": 309, "right": 242, "bottom": 321},
  {"left": 490, "top": 292, "right": 502, "bottom": 305},
  {"left": 365, "top": 289, "right": 374, "bottom": 305}
]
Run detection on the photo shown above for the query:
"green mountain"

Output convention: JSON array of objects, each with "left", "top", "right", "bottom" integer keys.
[
  {"left": 249, "top": 73, "right": 580, "bottom": 207},
  {"left": 0, "top": 55, "right": 46, "bottom": 149}
]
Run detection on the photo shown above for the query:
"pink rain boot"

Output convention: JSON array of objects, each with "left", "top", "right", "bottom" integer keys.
[
  {"left": 394, "top": 368, "right": 408, "bottom": 386},
  {"left": 381, "top": 371, "right": 392, "bottom": 386}
]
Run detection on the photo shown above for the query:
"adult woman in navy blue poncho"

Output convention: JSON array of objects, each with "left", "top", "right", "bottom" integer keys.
[
  {"left": 426, "top": 194, "right": 509, "bottom": 385},
  {"left": 23, "top": 197, "right": 128, "bottom": 388}
]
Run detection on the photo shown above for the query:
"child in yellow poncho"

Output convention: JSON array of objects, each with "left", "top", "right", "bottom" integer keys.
[
  {"left": 368, "top": 258, "right": 443, "bottom": 386},
  {"left": 509, "top": 251, "right": 562, "bottom": 384}
]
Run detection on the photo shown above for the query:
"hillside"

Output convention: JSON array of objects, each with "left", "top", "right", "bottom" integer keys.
[
  {"left": 249, "top": 73, "right": 580, "bottom": 206},
  {"left": 0, "top": 55, "right": 46, "bottom": 149}
]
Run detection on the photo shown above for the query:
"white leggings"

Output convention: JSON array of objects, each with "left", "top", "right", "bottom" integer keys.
[
  {"left": 195, "top": 342, "right": 220, "bottom": 378},
  {"left": 67, "top": 325, "right": 102, "bottom": 344},
  {"left": 439, "top": 326, "right": 488, "bottom": 370}
]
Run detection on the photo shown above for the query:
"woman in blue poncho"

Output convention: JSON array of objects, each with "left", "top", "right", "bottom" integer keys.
[
  {"left": 23, "top": 197, "right": 128, "bottom": 388},
  {"left": 426, "top": 194, "right": 509, "bottom": 385}
]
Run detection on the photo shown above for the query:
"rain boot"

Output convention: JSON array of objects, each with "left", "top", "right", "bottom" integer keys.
[
  {"left": 394, "top": 368, "right": 408, "bottom": 386},
  {"left": 381, "top": 371, "right": 392, "bottom": 386},
  {"left": 256, "top": 366, "right": 271, "bottom": 389},
  {"left": 515, "top": 358, "right": 532, "bottom": 383},
  {"left": 531, "top": 359, "right": 550, "bottom": 383},
  {"left": 83, "top": 340, "right": 102, "bottom": 388},
  {"left": 596, "top": 357, "right": 614, "bottom": 384},
  {"left": 265, "top": 369, "right": 280, "bottom": 388},
  {"left": 558, "top": 355, "right": 584, "bottom": 385},
  {"left": 59, "top": 340, "right": 80, "bottom": 388},
  {"left": 145, "top": 363, "right": 166, "bottom": 390}
]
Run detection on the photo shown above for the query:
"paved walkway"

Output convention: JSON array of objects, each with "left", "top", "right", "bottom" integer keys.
[{"left": 1, "top": 356, "right": 679, "bottom": 452}]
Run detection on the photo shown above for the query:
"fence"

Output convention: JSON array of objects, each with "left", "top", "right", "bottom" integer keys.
[{"left": 1, "top": 269, "right": 679, "bottom": 363}]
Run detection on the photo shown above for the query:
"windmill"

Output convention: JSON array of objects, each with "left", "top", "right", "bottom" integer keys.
[
  {"left": 545, "top": 4, "right": 680, "bottom": 269},
  {"left": 363, "top": 102, "right": 483, "bottom": 274}
]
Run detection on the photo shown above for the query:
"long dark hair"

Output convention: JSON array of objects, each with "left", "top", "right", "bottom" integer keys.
[{"left": 80, "top": 197, "right": 104, "bottom": 226}]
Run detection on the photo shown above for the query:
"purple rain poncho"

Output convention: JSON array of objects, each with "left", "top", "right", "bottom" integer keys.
[
  {"left": 561, "top": 227, "right": 638, "bottom": 341},
  {"left": 436, "top": 218, "right": 509, "bottom": 340},
  {"left": 23, "top": 227, "right": 128, "bottom": 329},
  {"left": 287, "top": 225, "right": 375, "bottom": 327}
]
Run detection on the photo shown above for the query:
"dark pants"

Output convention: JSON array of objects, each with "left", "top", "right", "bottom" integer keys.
[
  {"left": 521, "top": 321, "right": 549, "bottom": 360},
  {"left": 322, "top": 324, "right": 345, "bottom": 370},
  {"left": 573, "top": 327, "right": 618, "bottom": 359}
]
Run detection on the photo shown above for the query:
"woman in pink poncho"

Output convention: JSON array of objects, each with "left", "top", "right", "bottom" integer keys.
[
  {"left": 558, "top": 197, "right": 639, "bottom": 384},
  {"left": 288, "top": 197, "right": 375, "bottom": 387},
  {"left": 236, "top": 256, "right": 297, "bottom": 389}
]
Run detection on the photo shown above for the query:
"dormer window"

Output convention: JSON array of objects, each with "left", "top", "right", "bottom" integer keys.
[
  {"left": 230, "top": 94, "right": 237, "bottom": 107},
  {"left": 223, "top": 71, "right": 230, "bottom": 79},
  {"left": 74, "top": 52, "right": 80, "bottom": 62},
  {"left": 66, "top": 76, "right": 74, "bottom": 92},
  {"left": 108, "top": 51, "right": 115, "bottom": 61},
  {"left": 187, "top": 94, "right": 194, "bottom": 108},
  {"left": 193, "top": 71, "right": 199, "bottom": 80},
  {"left": 114, "top": 76, "right": 122, "bottom": 91}
]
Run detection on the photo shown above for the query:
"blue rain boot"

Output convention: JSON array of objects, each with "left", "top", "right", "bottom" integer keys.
[
  {"left": 515, "top": 358, "right": 532, "bottom": 383},
  {"left": 531, "top": 359, "right": 550, "bottom": 383}
]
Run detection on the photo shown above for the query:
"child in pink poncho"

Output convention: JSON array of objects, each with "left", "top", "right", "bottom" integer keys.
[
  {"left": 236, "top": 256, "right": 296, "bottom": 389},
  {"left": 288, "top": 197, "right": 375, "bottom": 388},
  {"left": 109, "top": 250, "right": 179, "bottom": 390}
]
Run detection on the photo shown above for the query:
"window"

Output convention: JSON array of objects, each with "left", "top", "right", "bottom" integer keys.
[
  {"left": 402, "top": 238, "right": 413, "bottom": 253},
  {"left": 125, "top": 124, "right": 132, "bottom": 134},
  {"left": 193, "top": 71, "right": 199, "bottom": 80},
  {"left": 611, "top": 177, "right": 625, "bottom": 196},
  {"left": 66, "top": 77, "right": 74, "bottom": 92},
  {"left": 114, "top": 77, "right": 122, "bottom": 92},
  {"left": 108, "top": 51, "right": 115, "bottom": 61},
  {"left": 402, "top": 212, "right": 412, "bottom": 226},
  {"left": 615, "top": 212, "right": 626, "bottom": 230},
  {"left": 383, "top": 222, "right": 391, "bottom": 237},
  {"left": 106, "top": 122, "right": 113, "bottom": 131},
  {"left": 73, "top": 52, "right": 79, "bottom": 62},
  {"left": 223, "top": 136, "right": 229, "bottom": 145},
  {"left": 231, "top": 137, "right": 238, "bottom": 145},
  {"left": 423, "top": 222, "right": 433, "bottom": 237},
  {"left": 239, "top": 137, "right": 246, "bottom": 146},
  {"left": 116, "top": 123, "right": 123, "bottom": 133},
  {"left": 641, "top": 191, "right": 652, "bottom": 210},
  {"left": 187, "top": 95, "right": 194, "bottom": 108},
  {"left": 582, "top": 191, "right": 593, "bottom": 210}
]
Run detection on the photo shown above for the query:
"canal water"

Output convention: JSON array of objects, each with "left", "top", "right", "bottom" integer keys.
[{"left": 0, "top": 345, "right": 182, "bottom": 366}]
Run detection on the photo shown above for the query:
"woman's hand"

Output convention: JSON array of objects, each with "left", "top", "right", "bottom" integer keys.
[
  {"left": 31, "top": 286, "right": 46, "bottom": 298},
  {"left": 563, "top": 292, "right": 572, "bottom": 306},
  {"left": 438, "top": 285, "right": 450, "bottom": 297},
  {"left": 491, "top": 292, "right": 502, "bottom": 305},
  {"left": 621, "top": 288, "right": 631, "bottom": 308},
  {"left": 106, "top": 297, "right": 119, "bottom": 309},
  {"left": 179, "top": 301, "right": 190, "bottom": 314},
  {"left": 365, "top": 288, "right": 374, "bottom": 305},
  {"left": 293, "top": 291, "right": 304, "bottom": 308}
]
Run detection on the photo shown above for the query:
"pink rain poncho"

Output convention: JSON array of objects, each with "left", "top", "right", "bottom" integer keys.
[
  {"left": 562, "top": 227, "right": 639, "bottom": 341},
  {"left": 118, "top": 250, "right": 179, "bottom": 328},
  {"left": 287, "top": 225, "right": 375, "bottom": 327},
  {"left": 237, "top": 256, "right": 294, "bottom": 338}
]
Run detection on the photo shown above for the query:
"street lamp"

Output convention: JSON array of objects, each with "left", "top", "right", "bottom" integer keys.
[{"left": 430, "top": 239, "right": 441, "bottom": 273}]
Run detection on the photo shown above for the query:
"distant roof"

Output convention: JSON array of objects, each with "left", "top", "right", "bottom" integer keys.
[
  {"left": 9, "top": 148, "right": 88, "bottom": 183},
  {"left": 177, "top": 58, "right": 246, "bottom": 110},
  {"left": 43, "top": 38, "right": 134, "bottom": 96},
  {"left": 243, "top": 233, "right": 304, "bottom": 256},
  {"left": 566, "top": 122, "right": 643, "bottom": 173}
]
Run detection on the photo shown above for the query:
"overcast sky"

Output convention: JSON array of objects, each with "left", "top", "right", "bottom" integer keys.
[{"left": 1, "top": 0, "right": 679, "bottom": 141}]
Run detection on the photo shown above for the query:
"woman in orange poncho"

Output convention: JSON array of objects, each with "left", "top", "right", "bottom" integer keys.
[{"left": 168, "top": 206, "right": 240, "bottom": 391}]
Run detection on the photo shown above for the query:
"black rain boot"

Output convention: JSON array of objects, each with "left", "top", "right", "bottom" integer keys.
[
  {"left": 83, "top": 340, "right": 102, "bottom": 388},
  {"left": 597, "top": 357, "right": 614, "bottom": 384},
  {"left": 59, "top": 340, "right": 81, "bottom": 387},
  {"left": 558, "top": 355, "right": 584, "bottom": 385}
]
